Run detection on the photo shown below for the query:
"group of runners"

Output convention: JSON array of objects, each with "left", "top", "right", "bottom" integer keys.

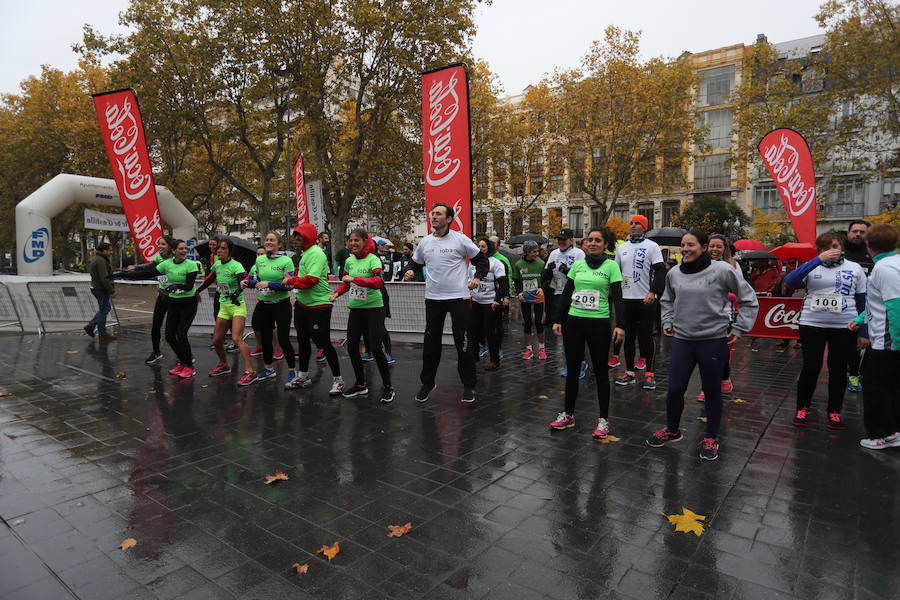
[{"left": 105, "top": 205, "right": 899, "bottom": 460}]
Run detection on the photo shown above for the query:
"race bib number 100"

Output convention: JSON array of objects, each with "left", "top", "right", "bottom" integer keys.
[
  {"left": 810, "top": 293, "right": 841, "bottom": 313},
  {"left": 572, "top": 290, "right": 600, "bottom": 311}
]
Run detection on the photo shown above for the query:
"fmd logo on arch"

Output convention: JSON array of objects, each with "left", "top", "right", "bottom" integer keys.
[{"left": 23, "top": 227, "right": 49, "bottom": 263}]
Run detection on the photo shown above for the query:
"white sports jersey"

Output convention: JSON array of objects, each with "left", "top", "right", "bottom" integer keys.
[
  {"left": 615, "top": 238, "right": 664, "bottom": 300},
  {"left": 411, "top": 229, "right": 481, "bottom": 300},
  {"left": 547, "top": 246, "right": 585, "bottom": 294},
  {"left": 797, "top": 260, "right": 866, "bottom": 328},
  {"left": 469, "top": 257, "right": 506, "bottom": 305},
  {"left": 863, "top": 253, "right": 900, "bottom": 350}
]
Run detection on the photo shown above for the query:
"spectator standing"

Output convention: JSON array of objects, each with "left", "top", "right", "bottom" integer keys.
[{"left": 85, "top": 242, "right": 117, "bottom": 341}]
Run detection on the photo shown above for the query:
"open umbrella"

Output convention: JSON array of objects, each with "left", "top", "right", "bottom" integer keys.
[
  {"left": 497, "top": 246, "right": 519, "bottom": 263},
  {"left": 734, "top": 239, "right": 766, "bottom": 252},
  {"left": 371, "top": 236, "right": 393, "bottom": 246},
  {"left": 506, "top": 233, "right": 548, "bottom": 245},
  {"left": 195, "top": 236, "right": 258, "bottom": 271},
  {"left": 770, "top": 242, "right": 816, "bottom": 263},
  {"left": 735, "top": 250, "right": 778, "bottom": 262},
  {"left": 646, "top": 227, "right": 686, "bottom": 246}
]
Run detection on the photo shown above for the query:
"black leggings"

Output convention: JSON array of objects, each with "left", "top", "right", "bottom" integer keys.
[
  {"left": 521, "top": 302, "right": 544, "bottom": 334},
  {"left": 151, "top": 293, "right": 169, "bottom": 354},
  {"left": 347, "top": 307, "right": 391, "bottom": 387},
  {"left": 563, "top": 316, "right": 612, "bottom": 417},
  {"left": 294, "top": 304, "right": 340, "bottom": 374},
  {"left": 862, "top": 349, "right": 900, "bottom": 439},
  {"left": 797, "top": 325, "right": 856, "bottom": 412},
  {"left": 469, "top": 302, "right": 501, "bottom": 363},
  {"left": 421, "top": 298, "right": 475, "bottom": 388},
  {"left": 254, "top": 300, "right": 295, "bottom": 367},
  {"left": 622, "top": 299, "right": 656, "bottom": 371},
  {"left": 383, "top": 327, "right": 392, "bottom": 355},
  {"left": 165, "top": 297, "right": 198, "bottom": 365}
]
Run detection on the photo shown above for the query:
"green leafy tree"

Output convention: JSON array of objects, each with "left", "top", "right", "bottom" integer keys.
[{"left": 672, "top": 195, "right": 747, "bottom": 238}]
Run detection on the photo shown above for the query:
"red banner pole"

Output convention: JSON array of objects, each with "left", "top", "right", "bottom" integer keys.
[
  {"left": 294, "top": 154, "right": 309, "bottom": 225},
  {"left": 756, "top": 128, "right": 818, "bottom": 245}
]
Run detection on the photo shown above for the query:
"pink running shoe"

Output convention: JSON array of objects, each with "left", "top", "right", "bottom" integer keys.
[
  {"left": 273, "top": 348, "right": 284, "bottom": 361},
  {"left": 209, "top": 364, "right": 231, "bottom": 377},
  {"left": 250, "top": 346, "right": 263, "bottom": 357},
  {"left": 316, "top": 349, "right": 326, "bottom": 362},
  {"left": 177, "top": 366, "right": 196, "bottom": 379},
  {"left": 635, "top": 358, "right": 647, "bottom": 370},
  {"left": 168, "top": 363, "right": 183, "bottom": 375},
  {"left": 237, "top": 371, "right": 258, "bottom": 386},
  {"left": 538, "top": 347, "right": 548, "bottom": 360},
  {"left": 521, "top": 348, "right": 534, "bottom": 360},
  {"left": 550, "top": 412, "right": 575, "bottom": 430},
  {"left": 721, "top": 379, "right": 733, "bottom": 392},
  {"left": 607, "top": 356, "right": 621, "bottom": 368},
  {"left": 593, "top": 418, "right": 610, "bottom": 440}
]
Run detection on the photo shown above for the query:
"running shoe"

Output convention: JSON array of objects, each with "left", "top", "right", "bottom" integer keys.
[
  {"left": 177, "top": 366, "right": 196, "bottom": 379},
  {"left": 294, "top": 375, "right": 313, "bottom": 389},
  {"left": 635, "top": 358, "right": 647, "bottom": 370},
  {"left": 145, "top": 352, "right": 163, "bottom": 365},
  {"left": 83, "top": 324, "right": 96, "bottom": 337},
  {"left": 793, "top": 407, "right": 810, "bottom": 427},
  {"left": 385, "top": 353, "right": 396, "bottom": 364},
  {"left": 250, "top": 346, "right": 263, "bottom": 357},
  {"left": 273, "top": 348, "right": 284, "bottom": 361},
  {"left": 499, "top": 349, "right": 505, "bottom": 359},
  {"left": 847, "top": 375, "right": 861, "bottom": 392},
  {"left": 256, "top": 368, "right": 277, "bottom": 381},
  {"left": 615, "top": 372, "right": 637, "bottom": 386},
  {"left": 721, "top": 379, "right": 733, "bottom": 393},
  {"left": 485, "top": 361, "right": 500, "bottom": 371},
  {"left": 646, "top": 428, "right": 683, "bottom": 447},
  {"left": 328, "top": 378, "right": 343, "bottom": 395},
  {"left": 860, "top": 437, "right": 894, "bottom": 450},
  {"left": 593, "top": 418, "right": 610, "bottom": 440},
  {"left": 607, "top": 356, "right": 621, "bottom": 369},
  {"left": 238, "top": 371, "right": 257, "bottom": 386},
  {"left": 461, "top": 388, "right": 476, "bottom": 403},
  {"left": 225, "top": 341, "right": 237, "bottom": 353},
  {"left": 827, "top": 412, "right": 846, "bottom": 430},
  {"left": 360, "top": 352, "right": 374, "bottom": 362},
  {"left": 343, "top": 382, "right": 369, "bottom": 398},
  {"left": 887, "top": 432, "right": 900, "bottom": 447},
  {"left": 699, "top": 437, "right": 719, "bottom": 461},
  {"left": 316, "top": 348, "right": 326, "bottom": 362},
  {"left": 209, "top": 364, "right": 231, "bottom": 377},
  {"left": 550, "top": 412, "right": 575, "bottom": 430},
  {"left": 380, "top": 386, "right": 395, "bottom": 404},
  {"left": 522, "top": 347, "right": 534, "bottom": 360},
  {"left": 479, "top": 345, "right": 488, "bottom": 358},
  {"left": 642, "top": 373, "right": 657, "bottom": 390},
  {"left": 284, "top": 371, "right": 301, "bottom": 389},
  {"left": 538, "top": 347, "right": 548, "bottom": 360},
  {"left": 697, "top": 391, "right": 706, "bottom": 402},
  {"left": 168, "top": 363, "right": 183, "bottom": 375},
  {"left": 579, "top": 361, "right": 588, "bottom": 379},
  {"left": 416, "top": 383, "right": 435, "bottom": 402}
]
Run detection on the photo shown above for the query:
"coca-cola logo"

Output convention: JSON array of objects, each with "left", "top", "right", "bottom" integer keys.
[
  {"left": 761, "top": 133, "right": 816, "bottom": 217},
  {"left": 103, "top": 98, "right": 153, "bottom": 202},
  {"left": 763, "top": 302, "right": 800, "bottom": 330},
  {"left": 425, "top": 73, "right": 462, "bottom": 187},
  {"left": 132, "top": 210, "right": 162, "bottom": 259}
]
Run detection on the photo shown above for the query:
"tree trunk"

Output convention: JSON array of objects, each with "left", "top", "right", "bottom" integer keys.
[{"left": 257, "top": 179, "right": 271, "bottom": 237}]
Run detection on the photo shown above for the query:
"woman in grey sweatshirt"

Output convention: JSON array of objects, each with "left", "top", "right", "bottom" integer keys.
[{"left": 646, "top": 229, "right": 758, "bottom": 461}]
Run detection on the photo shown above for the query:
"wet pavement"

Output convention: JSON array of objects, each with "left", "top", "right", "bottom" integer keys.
[{"left": 1, "top": 322, "right": 899, "bottom": 600}]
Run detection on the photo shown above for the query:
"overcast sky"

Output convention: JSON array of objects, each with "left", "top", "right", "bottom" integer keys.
[{"left": 1, "top": 0, "right": 826, "bottom": 97}]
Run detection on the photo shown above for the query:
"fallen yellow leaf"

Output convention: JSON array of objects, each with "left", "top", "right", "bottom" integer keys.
[
  {"left": 116, "top": 371, "right": 126, "bottom": 379},
  {"left": 697, "top": 416, "right": 708, "bottom": 422},
  {"left": 386, "top": 522, "right": 413, "bottom": 537},
  {"left": 66, "top": 350, "right": 79, "bottom": 355},
  {"left": 595, "top": 435, "right": 621, "bottom": 444},
  {"left": 535, "top": 395, "right": 548, "bottom": 400},
  {"left": 316, "top": 541, "right": 340, "bottom": 560},
  {"left": 732, "top": 398, "right": 746, "bottom": 404},
  {"left": 665, "top": 508, "right": 706, "bottom": 536},
  {"left": 119, "top": 538, "right": 137, "bottom": 550},
  {"left": 264, "top": 470, "right": 290, "bottom": 485},
  {"left": 292, "top": 563, "right": 309, "bottom": 574},
  {"left": 0, "top": 392, "right": 12, "bottom": 397},
  {"left": 75, "top": 502, "right": 85, "bottom": 508},
  {"left": 25, "top": 339, "right": 33, "bottom": 344}
]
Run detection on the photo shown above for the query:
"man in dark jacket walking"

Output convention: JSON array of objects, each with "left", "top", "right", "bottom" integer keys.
[{"left": 85, "top": 242, "right": 117, "bottom": 340}]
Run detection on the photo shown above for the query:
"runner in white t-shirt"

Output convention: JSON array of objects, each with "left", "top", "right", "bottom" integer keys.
[
  {"left": 542, "top": 228, "right": 586, "bottom": 378},
  {"left": 468, "top": 239, "right": 509, "bottom": 370},
  {"left": 403, "top": 203, "right": 489, "bottom": 403}
]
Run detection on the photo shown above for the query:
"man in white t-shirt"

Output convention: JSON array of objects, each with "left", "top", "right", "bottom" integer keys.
[
  {"left": 403, "top": 203, "right": 489, "bottom": 403},
  {"left": 614, "top": 215, "right": 666, "bottom": 389},
  {"left": 543, "top": 228, "right": 585, "bottom": 327}
]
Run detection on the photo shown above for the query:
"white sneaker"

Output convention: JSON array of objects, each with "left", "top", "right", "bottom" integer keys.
[
  {"left": 329, "top": 378, "right": 344, "bottom": 396},
  {"left": 885, "top": 432, "right": 900, "bottom": 447},
  {"left": 860, "top": 437, "right": 894, "bottom": 450}
]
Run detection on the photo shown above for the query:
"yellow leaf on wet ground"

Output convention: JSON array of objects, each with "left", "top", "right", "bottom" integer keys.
[
  {"left": 386, "top": 522, "right": 413, "bottom": 537},
  {"left": 316, "top": 541, "right": 340, "bottom": 560},
  {"left": 116, "top": 371, "right": 126, "bottom": 379},
  {"left": 264, "top": 470, "right": 289, "bottom": 485},
  {"left": 119, "top": 538, "right": 137, "bottom": 550},
  {"left": 75, "top": 502, "right": 85, "bottom": 507},
  {"left": 292, "top": 563, "right": 309, "bottom": 574},
  {"left": 697, "top": 416, "right": 708, "bottom": 422},
  {"left": 732, "top": 398, "right": 746, "bottom": 403},
  {"left": 665, "top": 508, "right": 706, "bottom": 536},
  {"left": 0, "top": 392, "right": 12, "bottom": 397},
  {"left": 595, "top": 435, "right": 621, "bottom": 444},
  {"left": 66, "top": 350, "right": 79, "bottom": 355}
]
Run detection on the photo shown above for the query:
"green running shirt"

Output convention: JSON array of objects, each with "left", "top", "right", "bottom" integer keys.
[
  {"left": 296, "top": 245, "right": 332, "bottom": 307},
  {"left": 566, "top": 259, "right": 622, "bottom": 319},
  {"left": 212, "top": 258, "right": 247, "bottom": 305},
  {"left": 343, "top": 253, "right": 383, "bottom": 309},
  {"left": 251, "top": 254, "right": 294, "bottom": 302},
  {"left": 156, "top": 258, "right": 199, "bottom": 299}
]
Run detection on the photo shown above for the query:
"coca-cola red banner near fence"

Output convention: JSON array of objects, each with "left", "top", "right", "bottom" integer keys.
[
  {"left": 92, "top": 89, "right": 163, "bottom": 262},
  {"left": 745, "top": 296, "right": 803, "bottom": 340},
  {"left": 421, "top": 64, "right": 473, "bottom": 237},
  {"left": 757, "top": 129, "right": 817, "bottom": 246},
  {"left": 293, "top": 154, "right": 308, "bottom": 224}
]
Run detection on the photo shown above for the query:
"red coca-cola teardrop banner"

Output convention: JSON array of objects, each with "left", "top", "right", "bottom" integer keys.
[
  {"left": 421, "top": 63, "right": 473, "bottom": 237},
  {"left": 294, "top": 154, "right": 308, "bottom": 224},
  {"left": 746, "top": 296, "right": 803, "bottom": 340},
  {"left": 92, "top": 89, "right": 164, "bottom": 262},
  {"left": 756, "top": 128, "right": 817, "bottom": 246}
]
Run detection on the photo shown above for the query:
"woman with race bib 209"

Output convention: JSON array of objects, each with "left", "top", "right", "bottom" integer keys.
[
  {"left": 785, "top": 232, "right": 866, "bottom": 429},
  {"left": 549, "top": 227, "right": 625, "bottom": 440}
]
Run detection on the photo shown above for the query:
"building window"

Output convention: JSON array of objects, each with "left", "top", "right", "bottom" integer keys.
[
  {"left": 638, "top": 204, "right": 654, "bottom": 230},
  {"left": 882, "top": 177, "right": 900, "bottom": 211},
  {"left": 510, "top": 210, "right": 525, "bottom": 236},
  {"left": 492, "top": 211, "right": 505, "bottom": 237},
  {"left": 547, "top": 153, "right": 564, "bottom": 194},
  {"left": 568, "top": 207, "right": 583, "bottom": 238},
  {"left": 528, "top": 155, "right": 544, "bottom": 195},
  {"left": 662, "top": 200, "right": 680, "bottom": 227},
  {"left": 546, "top": 207, "right": 563, "bottom": 236},
  {"left": 570, "top": 151, "right": 586, "bottom": 194},
  {"left": 698, "top": 65, "right": 734, "bottom": 107},
  {"left": 823, "top": 177, "right": 865, "bottom": 218},
  {"left": 590, "top": 206, "right": 604, "bottom": 229},
  {"left": 475, "top": 213, "right": 487, "bottom": 236},
  {"left": 693, "top": 154, "right": 730, "bottom": 191},
  {"left": 753, "top": 182, "right": 781, "bottom": 214},
  {"left": 527, "top": 208, "right": 543, "bottom": 234},
  {"left": 698, "top": 108, "right": 733, "bottom": 150},
  {"left": 612, "top": 203, "right": 630, "bottom": 221},
  {"left": 475, "top": 162, "right": 488, "bottom": 200},
  {"left": 492, "top": 160, "right": 508, "bottom": 198}
]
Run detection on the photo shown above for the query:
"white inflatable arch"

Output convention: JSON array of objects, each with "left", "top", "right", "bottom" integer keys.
[{"left": 15, "top": 174, "right": 198, "bottom": 276}]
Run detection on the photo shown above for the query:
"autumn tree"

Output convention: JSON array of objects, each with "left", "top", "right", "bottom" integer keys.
[
  {"left": 672, "top": 195, "right": 747, "bottom": 237},
  {"left": 749, "top": 207, "right": 796, "bottom": 247}
]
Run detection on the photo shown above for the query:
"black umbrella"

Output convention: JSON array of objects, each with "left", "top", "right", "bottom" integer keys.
[
  {"left": 735, "top": 250, "right": 778, "bottom": 262},
  {"left": 506, "top": 233, "right": 549, "bottom": 245},
  {"left": 497, "top": 246, "right": 519, "bottom": 263},
  {"left": 195, "top": 236, "right": 258, "bottom": 271},
  {"left": 646, "top": 227, "right": 686, "bottom": 246}
]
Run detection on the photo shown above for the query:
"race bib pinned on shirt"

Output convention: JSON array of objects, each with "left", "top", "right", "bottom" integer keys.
[
  {"left": 622, "top": 275, "right": 633, "bottom": 290},
  {"left": 810, "top": 293, "right": 841, "bottom": 313},
  {"left": 158, "top": 275, "right": 168, "bottom": 285},
  {"left": 218, "top": 282, "right": 231, "bottom": 294},
  {"left": 349, "top": 285, "right": 368, "bottom": 301},
  {"left": 258, "top": 287, "right": 274, "bottom": 297},
  {"left": 572, "top": 290, "right": 600, "bottom": 311},
  {"left": 523, "top": 279, "right": 538, "bottom": 293}
]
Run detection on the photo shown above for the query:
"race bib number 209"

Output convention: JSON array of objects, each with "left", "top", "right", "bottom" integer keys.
[{"left": 572, "top": 290, "right": 600, "bottom": 311}]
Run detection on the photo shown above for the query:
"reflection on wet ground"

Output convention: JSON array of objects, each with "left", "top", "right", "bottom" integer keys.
[{"left": 1, "top": 327, "right": 898, "bottom": 599}]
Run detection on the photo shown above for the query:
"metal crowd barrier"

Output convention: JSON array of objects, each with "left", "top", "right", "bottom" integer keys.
[
  {"left": 0, "top": 282, "right": 23, "bottom": 332},
  {"left": 26, "top": 281, "right": 120, "bottom": 334}
]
